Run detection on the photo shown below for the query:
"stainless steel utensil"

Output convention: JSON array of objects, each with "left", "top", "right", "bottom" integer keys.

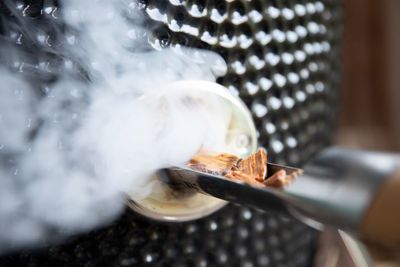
[{"left": 159, "top": 147, "right": 400, "bottom": 248}]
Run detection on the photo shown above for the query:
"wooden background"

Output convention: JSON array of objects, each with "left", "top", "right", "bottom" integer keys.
[{"left": 337, "top": 0, "right": 400, "bottom": 151}]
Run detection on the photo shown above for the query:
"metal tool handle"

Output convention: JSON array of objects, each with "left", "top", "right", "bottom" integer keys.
[{"left": 283, "top": 147, "right": 400, "bottom": 249}]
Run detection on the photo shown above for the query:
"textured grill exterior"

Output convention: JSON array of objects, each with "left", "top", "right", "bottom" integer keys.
[
  {"left": 0, "top": 0, "right": 341, "bottom": 266},
  {"left": 1, "top": 208, "right": 317, "bottom": 267},
  {"left": 143, "top": 0, "right": 341, "bottom": 166}
]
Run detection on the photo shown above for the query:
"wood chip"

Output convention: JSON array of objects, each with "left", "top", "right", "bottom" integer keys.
[
  {"left": 187, "top": 149, "right": 295, "bottom": 188},
  {"left": 235, "top": 149, "right": 267, "bottom": 182},
  {"left": 187, "top": 153, "right": 240, "bottom": 175},
  {"left": 263, "top": 169, "right": 288, "bottom": 187},
  {"left": 225, "top": 170, "right": 264, "bottom": 187}
]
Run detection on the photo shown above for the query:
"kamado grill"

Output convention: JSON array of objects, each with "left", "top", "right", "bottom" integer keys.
[{"left": 0, "top": 0, "right": 343, "bottom": 266}]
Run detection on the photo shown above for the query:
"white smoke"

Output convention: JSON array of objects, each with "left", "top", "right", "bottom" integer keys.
[{"left": 0, "top": 0, "right": 227, "bottom": 252}]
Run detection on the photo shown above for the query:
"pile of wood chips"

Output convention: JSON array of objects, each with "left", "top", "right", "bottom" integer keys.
[{"left": 187, "top": 149, "right": 294, "bottom": 188}]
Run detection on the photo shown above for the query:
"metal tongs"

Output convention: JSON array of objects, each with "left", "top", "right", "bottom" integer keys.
[
  {"left": 159, "top": 147, "right": 400, "bottom": 249},
  {"left": 147, "top": 80, "right": 400, "bottom": 250}
]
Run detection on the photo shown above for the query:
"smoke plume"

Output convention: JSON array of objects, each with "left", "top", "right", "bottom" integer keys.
[{"left": 0, "top": 0, "right": 227, "bottom": 252}]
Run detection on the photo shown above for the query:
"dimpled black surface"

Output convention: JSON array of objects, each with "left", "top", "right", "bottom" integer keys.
[
  {"left": 1, "top": 207, "right": 318, "bottom": 267},
  {"left": 143, "top": 0, "right": 342, "bottom": 166},
  {"left": 0, "top": 0, "right": 341, "bottom": 266}
]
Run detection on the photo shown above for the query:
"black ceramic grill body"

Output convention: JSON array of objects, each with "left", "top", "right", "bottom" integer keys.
[{"left": 0, "top": 0, "right": 341, "bottom": 266}]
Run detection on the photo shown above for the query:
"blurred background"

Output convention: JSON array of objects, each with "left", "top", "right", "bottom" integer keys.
[
  {"left": 318, "top": 0, "right": 400, "bottom": 266},
  {"left": 337, "top": 0, "right": 400, "bottom": 151}
]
